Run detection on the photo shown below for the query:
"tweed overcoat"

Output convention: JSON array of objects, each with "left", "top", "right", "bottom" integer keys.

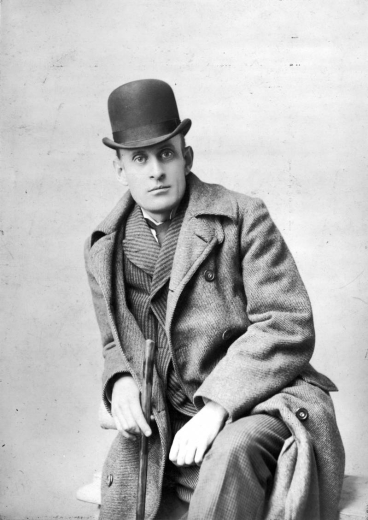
[{"left": 85, "top": 173, "right": 344, "bottom": 520}]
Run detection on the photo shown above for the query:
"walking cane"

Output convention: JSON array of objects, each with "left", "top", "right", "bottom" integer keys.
[{"left": 136, "top": 339, "right": 156, "bottom": 520}]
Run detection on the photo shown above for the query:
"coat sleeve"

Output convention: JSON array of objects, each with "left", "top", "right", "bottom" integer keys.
[
  {"left": 84, "top": 236, "right": 130, "bottom": 412},
  {"left": 194, "top": 198, "right": 315, "bottom": 420}
]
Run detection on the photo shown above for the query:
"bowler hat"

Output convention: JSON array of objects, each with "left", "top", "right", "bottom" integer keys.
[{"left": 102, "top": 79, "right": 191, "bottom": 150}]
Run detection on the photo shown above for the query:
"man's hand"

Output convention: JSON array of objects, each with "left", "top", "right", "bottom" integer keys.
[
  {"left": 111, "top": 374, "right": 152, "bottom": 440},
  {"left": 169, "top": 401, "right": 228, "bottom": 467}
]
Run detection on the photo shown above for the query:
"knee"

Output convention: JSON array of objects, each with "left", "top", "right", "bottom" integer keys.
[
  {"left": 204, "top": 414, "right": 286, "bottom": 481},
  {"left": 208, "top": 416, "right": 264, "bottom": 463}
]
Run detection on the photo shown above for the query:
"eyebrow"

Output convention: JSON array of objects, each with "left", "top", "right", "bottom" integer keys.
[
  {"left": 157, "top": 143, "right": 177, "bottom": 153},
  {"left": 128, "top": 149, "right": 148, "bottom": 157},
  {"left": 125, "top": 141, "right": 177, "bottom": 158},
  {"left": 157, "top": 143, "right": 176, "bottom": 152}
]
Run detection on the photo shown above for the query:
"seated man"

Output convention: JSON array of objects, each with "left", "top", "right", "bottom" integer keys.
[{"left": 84, "top": 79, "right": 344, "bottom": 520}]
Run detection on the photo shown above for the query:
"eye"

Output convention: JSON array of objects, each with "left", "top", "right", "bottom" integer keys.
[
  {"left": 133, "top": 154, "right": 146, "bottom": 164},
  {"left": 161, "top": 149, "right": 174, "bottom": 160}
]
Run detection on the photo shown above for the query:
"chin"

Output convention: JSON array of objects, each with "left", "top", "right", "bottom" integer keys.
[{"left": 151, "top": 199, "right": 178, "bottom": 214}]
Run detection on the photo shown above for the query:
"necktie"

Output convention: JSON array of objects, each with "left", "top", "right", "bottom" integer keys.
[{"left": 145, "top": 219, "right": 171, "bottom": 246}]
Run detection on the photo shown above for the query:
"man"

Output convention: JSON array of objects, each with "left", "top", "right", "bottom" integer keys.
[{"left": 85, "top": 79, "right": 344, "bottom": 520}]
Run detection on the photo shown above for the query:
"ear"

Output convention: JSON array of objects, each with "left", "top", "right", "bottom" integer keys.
[
  {"left": 113, "top": 157, "right": 128, "bottom": 186},
  {"left": 183, "top": 146, "right": 194, "bottom": 175}
]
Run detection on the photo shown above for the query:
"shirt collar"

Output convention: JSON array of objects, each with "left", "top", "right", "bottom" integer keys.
[{"left": 141, "top": 206, "right": 178, "bottom": 225}]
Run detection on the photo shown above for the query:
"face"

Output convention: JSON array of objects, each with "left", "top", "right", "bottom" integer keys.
[{"left": 114, "top": 134, "right": 193, "bottom": 222}]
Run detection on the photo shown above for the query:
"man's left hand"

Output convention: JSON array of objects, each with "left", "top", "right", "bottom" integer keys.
[{"left": 169, "top": 400, "right": 228, "bottom": 467}]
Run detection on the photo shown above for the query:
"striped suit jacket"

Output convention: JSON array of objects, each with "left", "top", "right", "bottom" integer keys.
[{"left": 122, "top": 199, "right": 196, "bottom": 416}]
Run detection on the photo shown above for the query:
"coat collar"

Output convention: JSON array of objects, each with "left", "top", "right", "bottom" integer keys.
[
  {"left": 88, "top": 173, "right": 238, "bottom": 333},
  {"left": 185, "top": 172, "right": 237, "bottom": 222},
  {"left": 90, "top": 190, "right": 134, "bottom": 246},
  {"left": 90, "top": 172, "right": 238, "bottom": 243}
]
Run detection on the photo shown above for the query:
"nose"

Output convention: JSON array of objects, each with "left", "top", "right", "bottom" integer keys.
[{"left": 150, "top": 157, "right": 165, "bottom": 179}]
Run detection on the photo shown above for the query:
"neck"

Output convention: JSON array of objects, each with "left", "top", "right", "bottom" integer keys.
[{"left": 142, "top": 206, "right": 178, "bottom": 224}]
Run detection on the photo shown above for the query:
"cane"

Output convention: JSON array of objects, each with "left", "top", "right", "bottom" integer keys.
[{"left": 136, "top": 339, "right": 156, "bottom": 520}]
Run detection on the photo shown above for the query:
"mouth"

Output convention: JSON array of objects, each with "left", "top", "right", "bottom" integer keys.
[{"left": 149, "top": 185, "right": 170, "bottom": 192}]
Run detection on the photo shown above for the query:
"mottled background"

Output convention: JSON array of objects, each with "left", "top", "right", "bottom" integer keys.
[{"left": 1, "top": 1, "right": 367, "bottom": 518}]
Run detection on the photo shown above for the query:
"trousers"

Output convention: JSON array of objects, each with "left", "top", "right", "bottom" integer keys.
[{"left": 157, "top": 413, "right": 291, "bottom": 520}]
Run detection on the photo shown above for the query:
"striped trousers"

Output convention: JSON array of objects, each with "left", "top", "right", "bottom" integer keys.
[{"left": 157, "top": 409, "right": 291, "bottom": 520}]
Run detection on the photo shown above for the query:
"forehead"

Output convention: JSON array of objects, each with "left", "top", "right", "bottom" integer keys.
[{"left": 121, "top": 134, "right": 182, "bottom": 157}]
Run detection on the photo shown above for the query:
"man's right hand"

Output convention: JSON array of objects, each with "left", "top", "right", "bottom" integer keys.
[{"left": 111, "top": 374, "right": 152, "bottom": 440}]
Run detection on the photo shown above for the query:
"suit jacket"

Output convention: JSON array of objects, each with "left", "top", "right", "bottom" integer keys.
[{"left": 85, "top": 172, "right": 344, "bottom": 520}]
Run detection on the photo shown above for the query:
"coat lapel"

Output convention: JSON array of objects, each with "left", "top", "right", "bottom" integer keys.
[
  {"left": 166, "top": 215, "right": 224, "bottom": 330},
  {"left": 89, "top": 190, "right": 134, "bottom": 306},
  {"left": 166, "top": 173, "right": 237, "bottom": 330},
  {"left": 91, "top": 233, "right": 117, "bottom": 308}
]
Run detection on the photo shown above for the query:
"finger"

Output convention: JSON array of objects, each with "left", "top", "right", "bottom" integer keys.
[
  {"left": 114, "top": 406, "right": 139, "bottom": 436},
  {"left": 113, "top": 413, "right": 135, "bottom": 439},
  {"left": 113, "top": 414, "right": 122, "bottom": 432},
  {"left": 121, "top": 411, "right": 140, "bottom": 436},
  {"left": 124, "top": 422, "right": 140, "bottom": 436},
  {"left": 121, "top": 429, "right": 135, "bottom": 440},
  {"left": 169, "top": 434, "right": 180, "bottom": 463},
  {"left": 175, "top": 439, "right": 189, "bottom": 467},
  {"left": 194, "top": 443, "right": 208, "bottom": 465},
  {"left": 112, "top": 405, "right": 127, "bottom": 432},
  {"left": 131, "top": 400, "right": 152, "bottom": 437},
  {"left": 184, "top": 443, "right": 197, "bottom": 466}
]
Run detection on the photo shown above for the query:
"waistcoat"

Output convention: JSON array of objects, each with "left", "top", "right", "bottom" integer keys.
[{"left": 122, "top": 199, "right": 196, "bottom": 417}]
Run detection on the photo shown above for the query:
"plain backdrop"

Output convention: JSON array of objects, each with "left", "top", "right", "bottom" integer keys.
[{"left": 1, "top": 1, "right": 367, "bottom": 518}]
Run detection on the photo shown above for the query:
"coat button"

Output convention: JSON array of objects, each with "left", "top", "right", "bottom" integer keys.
[
  {"left": 296, "top": 408, "right": 308, "bottom": 421},
  {"left": 106, "top": 474, "right": 113, "bottom": 487},
  {"left": 222, "top": 329, "right": 233, "bottom": 341},
  {"left": 204, "top": 269, "right": 215, "bottom": 282}
]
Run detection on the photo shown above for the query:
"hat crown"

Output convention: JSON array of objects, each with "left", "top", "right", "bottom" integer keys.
[
  {"left": 108, "top": 79, "right": 180, "bottom": 133},
  {"left": 103, "top": 79, "right": 191, "bottom": 150}
]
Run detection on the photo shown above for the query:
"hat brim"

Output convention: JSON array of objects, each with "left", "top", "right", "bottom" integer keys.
[{"left": 102, "top": 118, "right": 191, "bottom": 150}]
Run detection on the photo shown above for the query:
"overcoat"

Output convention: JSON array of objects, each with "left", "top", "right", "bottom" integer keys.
[{"left": 85, "top": 173, "right": 345, "bottom": 520}]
